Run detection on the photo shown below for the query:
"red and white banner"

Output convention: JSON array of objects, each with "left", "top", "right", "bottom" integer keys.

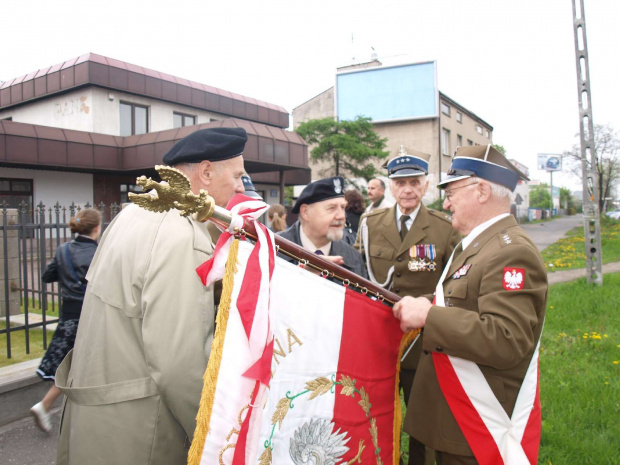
[{"left": 190, "top": 209, "right": 403, "bottom": 464}]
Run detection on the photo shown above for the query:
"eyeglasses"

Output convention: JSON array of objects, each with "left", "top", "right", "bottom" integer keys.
[{"left": 444, "top": 181, "right": 479, "bottom": 201}]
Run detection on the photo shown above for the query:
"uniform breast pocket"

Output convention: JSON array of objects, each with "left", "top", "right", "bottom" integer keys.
[
  {"left": 445, "top": 279, "right": 468, "bottom": 301},
  {"left": 369, "top": 245, "right": 395, "bottom": 262}
]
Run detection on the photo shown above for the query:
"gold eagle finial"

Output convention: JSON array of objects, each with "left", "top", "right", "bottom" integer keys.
[{"left": 128, "top": 165, "right": 215, "bottom": 221}]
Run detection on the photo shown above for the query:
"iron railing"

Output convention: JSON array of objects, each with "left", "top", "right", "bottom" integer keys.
[{"left": 1, "top": 201, "right": 120, "bottom": 359}]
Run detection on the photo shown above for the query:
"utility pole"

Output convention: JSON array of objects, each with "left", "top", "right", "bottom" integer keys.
[{"left": 572, "top": 0, "right": 603, "bottom": 285}]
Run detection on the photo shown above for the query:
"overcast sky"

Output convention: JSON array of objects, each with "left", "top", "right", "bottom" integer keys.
[{"left": 2, "top": 0, "right": 618, "bottom": 190}]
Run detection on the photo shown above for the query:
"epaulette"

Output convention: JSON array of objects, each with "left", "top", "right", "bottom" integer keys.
[
  {"left": 427, "top": 208, "right": 453, "bottom": 223},
  {"left": 362, "top": 207, "right": 390, "bottom": 219},
  {"left": 495, "top": 229, "right": 527, "bottom": 248}
]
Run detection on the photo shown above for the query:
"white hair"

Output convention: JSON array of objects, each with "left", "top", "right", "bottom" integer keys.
[
  {"left": 486, "top": 180, "right": 512, "bottom": 199},
  {"left": 173, "top": 162, "right": 200, "bottom": 177}
]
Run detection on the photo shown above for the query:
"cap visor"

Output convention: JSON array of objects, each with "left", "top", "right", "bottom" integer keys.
[
  {"left": 388, "top": 169, "right": 427, "bottom": 179},
  {"left": 437, "top": 174, "right": 472, "bottom": 189}
]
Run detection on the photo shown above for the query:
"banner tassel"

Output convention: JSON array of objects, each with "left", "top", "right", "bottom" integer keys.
[
  {"left": 188, "top": 239, "right": 240, "bottom": 465},
  {"left": 394, "top": 329, "right": 420, "bottom": 465}
]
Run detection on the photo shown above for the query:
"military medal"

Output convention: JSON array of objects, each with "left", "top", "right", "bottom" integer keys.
[
  {"left": 417, "top": 245, "right": 427, "bottom": 272},
  {"left": 426, "top": 244, "right": 437, "bottom": 272},
  {"left": 408, "top": 245, "right": 420, "bottom": 272}
]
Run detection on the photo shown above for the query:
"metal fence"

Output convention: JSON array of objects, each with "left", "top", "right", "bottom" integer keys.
[{"left": 1, "top": 201, "right": 120, "bottom": 359}]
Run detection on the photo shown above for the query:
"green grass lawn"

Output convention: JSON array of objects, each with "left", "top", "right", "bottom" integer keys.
[
  {"left": 538, "top": 272, "right": 620, "bottom": 464},
  {"left": 0, "top": 321, "right": 56, "bottom": 368},
  {"left": 542, "top": 216, "right": 620, "bottom": 272}
]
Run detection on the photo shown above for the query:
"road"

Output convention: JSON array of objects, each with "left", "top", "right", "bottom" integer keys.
[
  {"left": 519, "top": 215, "right": 583, "bottom": 251},
  {"left": 0, "top": 407, "right": 61, "bottom": 464},
  {"left": 0, "top": 215, "right": 587, "bottom": 464}
]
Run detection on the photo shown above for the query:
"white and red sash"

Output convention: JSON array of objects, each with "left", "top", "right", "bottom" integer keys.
[{"left": 431, "top": 247, "right": 541, "bottom": 465}]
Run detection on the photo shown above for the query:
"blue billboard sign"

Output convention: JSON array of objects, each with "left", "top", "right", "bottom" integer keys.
[{"left": 336, "top": 61, "right": 438, "bottom": 123}]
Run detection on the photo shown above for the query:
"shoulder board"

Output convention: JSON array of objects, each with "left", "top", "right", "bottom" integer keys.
[
  {"left": 363, "top": 207, "right": 390, "bottom": 218},
  {"left": 495, "top": 228, "right": 529, "bottom": 248},
  {"left": 427, "top": 208, "right": 453, "bottom": 223}
]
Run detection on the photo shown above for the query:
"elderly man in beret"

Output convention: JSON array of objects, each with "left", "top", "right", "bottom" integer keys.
[
  {"left": 393, "top": 145, "right": 547, "bottom": 465},
  {"left": 55, "top": 127, "right": 247, "bottom": 465},
  {"left": 356, "top": 146, "right": 460, "bottom": 465},
  {"left": 278, "top": 176, "right": 368, "bottom": 279}
]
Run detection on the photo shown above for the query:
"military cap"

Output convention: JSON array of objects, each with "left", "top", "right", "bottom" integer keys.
[
  {"left": 292, "top": 176, "right": 345, "bottom": 214},
  {"left": 242, "top": 174, "right": 263, "bottom": 200},
  {"left": 438, "top": 144, "right": 529, "bottom": 192},
  {"left": 385, "top": 146, "right": 429, "bottom": 179},
  {"left": 163, "top": 127, "right": 247, "bottom": 165}
]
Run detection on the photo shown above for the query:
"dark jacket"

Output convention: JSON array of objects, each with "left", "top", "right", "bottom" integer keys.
[
  {"left": 42, "top": 236, "right": 98, "bottom": 302},
  {"left": 278, "top": 221, "right": 368, "bottom": 279}
]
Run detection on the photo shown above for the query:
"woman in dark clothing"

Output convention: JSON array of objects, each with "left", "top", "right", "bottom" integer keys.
[
  {"left": 30, "top": 208, "right": 101, "bottom": 433},
  {"left": 343, "top": 189, "right": 366, "bottom": 244}
]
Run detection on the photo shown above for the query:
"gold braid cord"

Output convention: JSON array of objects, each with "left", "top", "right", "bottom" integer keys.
[
  {"left": 394, "top": 329, "right": 421, "bottom": 465},
  {"left": 188, "top": 239, "right": 239, "bottom": 465},
  {"left": 128, "top": 165, "right": 215, "bottom": 222}
]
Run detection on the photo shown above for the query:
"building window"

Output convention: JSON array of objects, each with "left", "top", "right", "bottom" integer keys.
[
  {"left": 120, "top": 184, "right": 144, "bottom": 204},
  {"left": 456, "top": 112, "right": 462, "bottom": 123},
  {"left": 441, "top": 128, "right": 451, "bottom": 155},
  {"left": 0, "top": 178, "right": 34, "bottom": 216},
  {"left": 457, "top": 134, "right": 463, "bottom": 148},
  {"left": 173, "top": 112, "right": 196, "bottom": 128},
  {"left": 120, "top": 102, "right": 148, "bottom": 136},
  {"left": 485, "top": 129, "right": 490, "bottom": 138},
  {"left": 441, "top": 103, "right": 451, "bottom": 116},
  {"left": 476, "top": 124, "right": 483, "bottom": 135},
  {"left": 467, "top": 139, "right": 474, "bottom": 146}
]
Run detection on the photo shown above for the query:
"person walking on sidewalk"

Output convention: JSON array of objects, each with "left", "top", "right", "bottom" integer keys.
[{"left": 30, "top": 208, "right": 102, "bottom": 433}]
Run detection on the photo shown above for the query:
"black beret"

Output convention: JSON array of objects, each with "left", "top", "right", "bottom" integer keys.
[
  {"left": 163, "top": 127, "right": 247, "bottom": 165},
  {"left": 292, "top": 176, "right": 345, "bottom": 214}
]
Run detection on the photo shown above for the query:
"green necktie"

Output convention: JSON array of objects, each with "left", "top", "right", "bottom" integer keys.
[{"left": 400, "top": 215, "right": 410, "bottom": 241}]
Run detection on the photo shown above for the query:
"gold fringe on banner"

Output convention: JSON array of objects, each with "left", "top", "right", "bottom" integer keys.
[
  {"left": 188, "top": 239, "right": 240, "bottom": 465},
  {"left": 393, "top": 329, "right": 421, "bottom": 465}
]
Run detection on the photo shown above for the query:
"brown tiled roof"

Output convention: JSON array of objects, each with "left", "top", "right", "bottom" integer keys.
[
  {"left": 0, "top": 53, "right": 290, "bottom": 128},
  {"left": 0, "top": 119, "right": 308, "bottom": 179}
]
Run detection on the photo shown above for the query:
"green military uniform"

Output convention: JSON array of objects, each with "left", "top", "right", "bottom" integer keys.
[
  {"left": 356, "top": 203, "right": 460, "bottom": 464},
  {"left": 406, "top": 215, "right": 547, "bottom": 458}
]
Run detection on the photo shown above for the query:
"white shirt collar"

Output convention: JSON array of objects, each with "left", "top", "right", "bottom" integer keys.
[
  {"left": 395, "top": 204, "right": 421, "bottom": 231},
  {"left": 462, "top": 213, "right": 510, "bottom": 250},
  {"left": 299, "top": 223, "right": 331, "bottom": 255}
]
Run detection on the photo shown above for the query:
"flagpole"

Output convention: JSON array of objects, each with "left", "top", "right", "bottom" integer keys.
[
  {"left": 209, "top": 202, "right": 401, "bottom": 306},
  {"left": 128, "top": 165, "right": 400, "bottom": 305}
]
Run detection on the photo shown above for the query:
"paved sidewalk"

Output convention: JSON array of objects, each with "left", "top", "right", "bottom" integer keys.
[{"left": 547, "top": 261, "right": 620, "bottom": 285}]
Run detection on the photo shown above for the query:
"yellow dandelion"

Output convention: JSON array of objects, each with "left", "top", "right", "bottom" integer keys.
[
  {"left": 614, "top": 361, "right": 620, "bottom": 365},
  {"left": 583, "top": 335, "right": 588, "bottom": 339},
  {"left": 604, "top": 334, "right": 608, "bottom": 338}
]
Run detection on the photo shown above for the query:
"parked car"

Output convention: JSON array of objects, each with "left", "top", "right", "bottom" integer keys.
[{"left": 605, "top": 209, "right": 620, "bottom": 220}]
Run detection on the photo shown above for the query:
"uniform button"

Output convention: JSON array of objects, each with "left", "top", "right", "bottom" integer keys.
[
  {"left": 448, "top": 290, "right": 452, "bottom": 295},
  {"left": 396, "top": 272, "right": 402, "bottom": 277},
  {"left": 436, "top": 346, "right": 444, "bottom": 352},
  {"left": 395, "top": 288, "right": 401, "bottom": 293},
  {"left": 397, "top": 257, "right": 403, "bottom": 262},
  {"left": 424, "top": 350, "right": 429, "bottom": 355}
]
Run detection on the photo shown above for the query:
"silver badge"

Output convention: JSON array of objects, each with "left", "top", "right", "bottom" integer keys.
[{"left": 333, "top": 177, "right": 342, "bottom": 194}]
